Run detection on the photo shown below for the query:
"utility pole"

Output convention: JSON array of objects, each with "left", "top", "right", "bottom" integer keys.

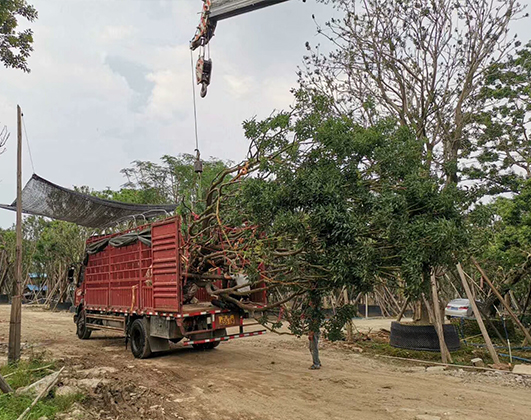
[{"left": 8, "top": 105, "right": 23, "bottom": 364}]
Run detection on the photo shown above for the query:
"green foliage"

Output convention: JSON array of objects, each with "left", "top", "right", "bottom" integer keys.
[
  {"left": 323, "top": 304, "right": 357, "bottom": 341},
  {"left": 0, "top": 216, "right": 87, "bottom": 292},
  {"left": 469, "top": 179, "right": 531, "bottom": 294},
  {"left": 466, "top": 43, "right": 531, "bottom": 196},
  {"left": 235, "top": 107, "right": 467, "bottom": 299},
  {"left": 0, "top": 0, "right": 38, "bottom": 72}
]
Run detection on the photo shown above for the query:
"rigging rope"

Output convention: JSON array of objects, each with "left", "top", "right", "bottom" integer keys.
[
  {"left": 190, "top": 49, "right": 200, "bottom": 152},
  {"left": 190, "top": 49, "right": 204, "bottom": 214}
]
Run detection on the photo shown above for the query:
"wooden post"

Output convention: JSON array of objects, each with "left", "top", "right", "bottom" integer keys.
[
  {"left": 457, "top": 263, "right": 500, "bottom": 364},
  {"left": 365, "top": 294, "right": 369, "bottom": 318},
  {"left": 472, "top": 258, "right": 531, "bottom": 346},
  {"left": 520, "top": 283, "right": 531, "bottom": 320},
  {"left": 430, "top": 273, "right": 452, "bottom": 364},
  {"left": 8, "top": 105, "right": 23, "bottom": 364}
]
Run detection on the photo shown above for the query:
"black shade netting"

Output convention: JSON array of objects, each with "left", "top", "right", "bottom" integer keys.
[
  {"left": 0, "top": 174, "right": 177, "bottom": 228},
  {"left": 86, "top": 229, "right": 152, "bottom": 254}
]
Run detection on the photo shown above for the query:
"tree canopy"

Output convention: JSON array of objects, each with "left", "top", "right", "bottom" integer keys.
[{"left": 0, "top": 0, "right": 38, "bottom": 72}]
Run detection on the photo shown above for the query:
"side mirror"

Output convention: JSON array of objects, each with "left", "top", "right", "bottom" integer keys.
[{"left": 67, "top": 266, "right": 75, "bottom": 283}]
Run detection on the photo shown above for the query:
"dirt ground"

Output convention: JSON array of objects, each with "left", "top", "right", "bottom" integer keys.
[{"left": 1, "top": 306, "right": 531, "bottom": 420}]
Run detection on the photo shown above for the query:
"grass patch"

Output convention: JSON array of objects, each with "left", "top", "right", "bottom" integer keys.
[
  {"left": 0, "top": 353, "right": 84, "bottom": 420},
  {"left": 0, "top": 393, "right": 84, "bottom": 420},
  {"left": 359, "top": 340, "right": 495, "bottom": 365},
  {"left": 0, "top": 352, "right": 56, "bottom": 390}
]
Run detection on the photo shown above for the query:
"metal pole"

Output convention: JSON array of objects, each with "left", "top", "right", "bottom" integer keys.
[
  {"left": 365, "top": 294, "right": 369, "bottom": 318},
  {"left": 8, "top": 105, "right": 23, "bottom": 363}
]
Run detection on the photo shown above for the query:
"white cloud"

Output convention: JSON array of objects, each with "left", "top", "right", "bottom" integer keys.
[
  {"left": 99, "top": 25, "right": 136, "bottom": 42},
  {"left": 145, "top": 69, "right": 190, "bottom": 121},
  {"left": 222, "top": 74, "right": 255, "bottom": 99},
  {"left": 0, "top": 0, "right": 342, "bottom": 228}
]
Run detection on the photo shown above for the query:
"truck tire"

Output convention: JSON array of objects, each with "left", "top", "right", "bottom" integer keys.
[
  {"left": 76, "top": 310, "right": 92, "bottom": 340},
  {"left": 130, "top": 319, "right": 152, "bottom": 359},
  {"left": 390, "top": 321, "right": 460, "bottom": 352},
  {"left": 193, "top": 341, "right": 220, "bottom": 350}
]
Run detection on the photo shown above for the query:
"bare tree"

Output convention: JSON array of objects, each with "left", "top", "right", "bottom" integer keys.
[
  {"left": 0, "top": 125, "right": 8, "bottom": 155},
  {"left": 300, "top": 0, "right": 525, "bottom": 184}
]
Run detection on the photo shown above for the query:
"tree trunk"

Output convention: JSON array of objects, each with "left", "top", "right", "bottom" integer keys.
[
  {"left": 343, "top": 288, "right": 354, "bottom": 343},
  {"left": 414, "top": 300, "right": 431, "bottom": 324}
]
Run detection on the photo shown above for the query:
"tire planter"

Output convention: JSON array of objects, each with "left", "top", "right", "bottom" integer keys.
[{"left": 390, "top": 321, "right": 461, "bottom": 352}]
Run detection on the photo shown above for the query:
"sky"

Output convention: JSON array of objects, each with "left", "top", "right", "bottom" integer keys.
[
  {"left": 1, "top": 0, "right": 531, "bottom": 228},
  {"left": 0, "top": 0, "right": 333, "bottom": 228}
]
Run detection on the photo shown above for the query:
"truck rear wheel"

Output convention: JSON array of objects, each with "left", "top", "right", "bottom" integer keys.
[
  {"left": 130, "top": 319, "right": 152, "bottom": 359},
  {"left": 76, "top": 310, "right": 92, "bottom": 340},
  {"left": 192, "top": 341, "right": 220, "bottom": 350}
]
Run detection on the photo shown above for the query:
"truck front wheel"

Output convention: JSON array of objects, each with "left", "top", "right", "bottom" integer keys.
[
  {"left": 130, "top": 319, "right": 152, "bottom": 359},
  {"left": 76, "top": 310, "right": 92, "bottom": 340}
]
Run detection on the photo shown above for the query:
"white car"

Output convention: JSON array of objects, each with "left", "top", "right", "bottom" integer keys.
[{"left": 445, "top": 298, "right": 475, "bottom": 318}]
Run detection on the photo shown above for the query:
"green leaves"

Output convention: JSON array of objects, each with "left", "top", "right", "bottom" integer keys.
[
  {"left": 466, "top": 42, "right": 531, "bottom": 196},
  {"left": 235, "top": 104, "right": 467, "bottom": 300},
  {"left": 0, "top": 0, "right": 38, "bottom": 72}
]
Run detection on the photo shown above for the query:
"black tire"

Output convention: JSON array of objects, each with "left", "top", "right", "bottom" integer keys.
[
  {"left": 390, "top": 321, "right": 460, "bottom": 352},
  {"left": 192, "top": 341, "right": 220, "bottom": 350},
  {"left": 130, "top": 319, "right": 152, "bottom": 359},
  {"left": 76, "top": 310, "right": 92, "bottom": 340}
]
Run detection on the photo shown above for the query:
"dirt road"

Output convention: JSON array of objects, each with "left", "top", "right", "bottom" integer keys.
[{"left": 1, "top": 306, "right": 530, "bottom": 420}]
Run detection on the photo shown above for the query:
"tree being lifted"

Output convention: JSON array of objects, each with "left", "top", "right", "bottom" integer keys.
[
  {"left": 183, "top": 104, "right": 467, "bottom": 337},
  {"left": 183, "top": 0, "right": 527, "bottom": 344}
]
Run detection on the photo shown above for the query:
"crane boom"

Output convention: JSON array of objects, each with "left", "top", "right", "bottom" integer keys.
[
  {"left": 209, "top": 0, "right": 291, "bottom": 21},
  {"left": 190, "top": 0, "right": 297, "bottom": 97}
]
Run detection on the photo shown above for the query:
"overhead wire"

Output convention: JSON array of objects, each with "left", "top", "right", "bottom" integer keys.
[{"left": 21, "top": 113, "right": 36, "bottom": 174}]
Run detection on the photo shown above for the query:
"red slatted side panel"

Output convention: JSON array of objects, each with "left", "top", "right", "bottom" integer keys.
[
  {"left": 140, "top": 242, "right": 153, "bottom": 310},
  {"left": 151, "top": 217, "right": 181, "bottom": 312},
  {"left": 108, "top": 242, "right": 142, "bottom": 311},
  {"left": 195, "top": 281, "right": 222, "bottom": 302},
  {"left": 84, "top": 250, "right": 110, "bottom": 308}
]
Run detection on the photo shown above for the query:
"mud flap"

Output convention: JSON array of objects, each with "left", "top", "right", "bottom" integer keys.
[{"left": 148, "top": 336, "right": 170, "bottom": 352}]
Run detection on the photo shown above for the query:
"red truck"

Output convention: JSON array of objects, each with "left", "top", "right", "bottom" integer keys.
[{"left": 74, "top": 216, "right": 266, "bottom": 358}]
